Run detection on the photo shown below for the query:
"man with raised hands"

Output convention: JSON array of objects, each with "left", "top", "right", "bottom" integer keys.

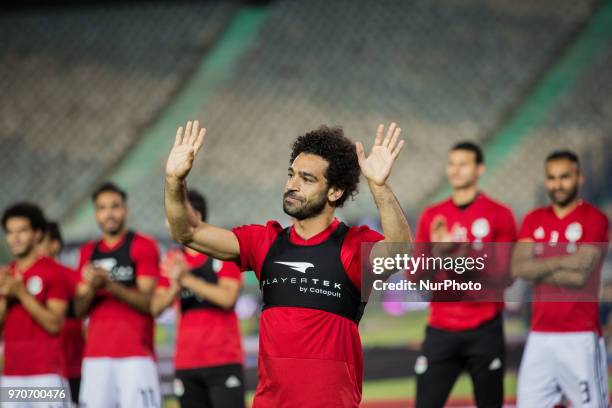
[{"left": 164, "top": 120, "right": 411, "bottom": 407}]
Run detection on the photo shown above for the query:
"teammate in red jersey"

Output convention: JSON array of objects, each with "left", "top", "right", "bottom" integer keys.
[
  {"left": 38, "top": 220, "right": 85, "bottom": 406},
  {"left": 513, "top": 150, "right": 609, "bottom": 407},
  {"left": 74, "top": 182, "right": 161, "bottom": 408},
  {"left": 152, "top": 189, "right": 245, "bottom": 408},
  {"left": 414, "top": 142, "right": 517, "bottom": 408},
  {"left": 0, "top": 203, "right": 71, "bottom": 407},
  {"left": 164, "top": 121, "right": 411, "bottom": 408}
]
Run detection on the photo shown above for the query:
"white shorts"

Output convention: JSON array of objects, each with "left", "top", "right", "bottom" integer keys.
[
  {"left": 517, "top": 331, "right": 609, "bottom": 408},
  {"left": 0, "top": 374, "right": 71, "bottom": 408},
  {"left": 79, "top": 357, "right": 161, "bottom": 408}
]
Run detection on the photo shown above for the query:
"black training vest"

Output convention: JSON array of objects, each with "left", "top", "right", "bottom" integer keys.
[
  {"left": 90, "top": 231, "right": 137, "bottom": 287},
  {"left": 179, "top": 254, "right": 223, "bottom": 312},
  {"left": 259, "top": 222, "right": 365, "bottom": 323}
]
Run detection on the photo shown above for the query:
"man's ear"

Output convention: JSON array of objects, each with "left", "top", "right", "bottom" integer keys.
[
  {"left": 477, "top": 163, "right": 486, "bottom": 178},
  {"left": 34, "top": 230, "right": 44, "bottom": 244},
  {"left": 328, "top": 186, "right": 344, "bottom": 204}
]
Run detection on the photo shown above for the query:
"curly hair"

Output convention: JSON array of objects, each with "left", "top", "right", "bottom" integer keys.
[
  {"left": 2, "top": 202, "right": 46, "bottom": 232},
  {"left": 290, "top": 126, "right": 360, "bottom": 207}
]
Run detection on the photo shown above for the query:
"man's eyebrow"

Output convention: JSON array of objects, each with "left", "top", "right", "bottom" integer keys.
[{"left": 299, "top": 171, "right": 318, "bottom": 181}]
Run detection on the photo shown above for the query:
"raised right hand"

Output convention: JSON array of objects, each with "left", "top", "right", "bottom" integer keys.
[{"left": 165, "top": 120, "right": 207, "bottom": 181}]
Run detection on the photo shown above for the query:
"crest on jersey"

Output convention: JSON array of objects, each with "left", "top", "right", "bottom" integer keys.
[
  {"left": 173, "top": 379, "right": 185, "bottom": 396},
  {"left": 212, "top": 259, "right": 223, "bottom": 273},
  {"left": 489, "top": 357, "right": 502, "bottom": 371},
  {"left": 415, "top": 356, "right": 428, "bottom": 374},
  {"left": 225, "top": 375, "right": 241, "bottom": 388},
  {"left": 471, "top": 218, "right": 490, "bottom": 240},
  {"left": 27, "top": 275, "right": 43, "bottom": 296},
  {"left": 565, "top": 222, "right": 582, "bottom": 242},
  {"left": 534, "top": 226, "right": 545, "bottom": 240}
]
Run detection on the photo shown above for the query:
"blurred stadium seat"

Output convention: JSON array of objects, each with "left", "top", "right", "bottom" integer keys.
[
  {"left": 72, "top": 0, "right": 606, "bottom": 236},
  {"left": 0, "top": 2, "right": 237, "bottom": 225}
]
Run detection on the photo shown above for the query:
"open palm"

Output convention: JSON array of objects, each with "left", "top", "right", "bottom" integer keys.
[
  {"left": 166, "top": 120, "right": 207, "bottom": 180},
  {"left": 356, "top": 123, "right": 404, "bottom": 186}
]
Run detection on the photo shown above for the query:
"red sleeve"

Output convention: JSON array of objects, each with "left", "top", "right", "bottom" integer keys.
[
  {"left": 584, "top": 210, "right": 610, "bottom": 243},
  {"left": 130, "top": 235, "right": 160, "bottom": 279},
  {"left": 484, "top": 207, "right": 518, "bottom": 287},
  {"left": 232, "top": 221, "right": 282, "bottom": 278},
  {"left": 218, "top": 261, "right": 243, "bottom": 282},
  {"left": 494, "top": 206, "right": 518, "bottom": 242},
  {"left": 342, "top": 226, "right": 384, "bottom": 290},
  {"left": 157, "top": 275, "right": 170, "bottom": 289},
  {"left": 415, "top": 208, "right": 432, "bottom": 243},
  {"left": 62, "top": 266, "right": 79, "bottom": 297},
  {"left": 46, "top": 263, "right": 70, "bottom": 302},
  {"left": 518, "top": 211, "right": 537, "bottom": 240},
  {"left": 411, "top": 209, "right": 434, "bottom": 279}
]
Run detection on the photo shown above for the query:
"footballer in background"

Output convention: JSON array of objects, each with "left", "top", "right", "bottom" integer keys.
[
  {"left": 0, "top": 203, "right": 71, "bottom": 407},
  {"left": 152, "top": 189, "right": 245, "bottom": 408},
  {"left": 38, "top": 220, "right": 85, "bottom": 406},
  {"left": 513, "top": 150, "right": 609, "bottom": 408},
  {"left": 413, "top": 142, "right": 517, "bottom": 408},
  {"left": 74, "top": 182, "right": 161, "bottom": 408}
]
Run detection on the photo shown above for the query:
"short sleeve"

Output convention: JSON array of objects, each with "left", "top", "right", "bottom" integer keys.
[
  {"left": 63, "top": 266, "right": 80, "bottom": 297},
  {"left": 232, "top": 221, "right": 281, "bottom": 277},
  {"left": 46, "top": 263, "right": 70, "bottom": 302},
  {"left": 415, "top": 208, "right": 432, "bottom": 243},
  {"left": 495, "top": 206, "right": 518, "bottom": 242},
  {"left": 157, "top": 275, "right": 171, "bottom": 289},
  {"left": 342, "top": 226, "right": 384, "bottom": 290},
  {"left": 218, "top": 261, "right": 243, "bottom": 283},
  {"left": 131, "top": 235, "right": 161, "bottom": 279},
  {"left": 584, "top": 211, "right": 610, "bottom": 243},
  {"left": 231, "top": 224, "right": 267, "bottom": 272},
  {"left": 518, "top": 212, "right": 537, "bottom": 240}
]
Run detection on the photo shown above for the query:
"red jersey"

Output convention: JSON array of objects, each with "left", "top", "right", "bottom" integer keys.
[
  {"left": 159, "top": 250, "right": 244, "bottom": 369},
  {"left": 58, "top": 263, "right": 85, "bottom": 378},
  {"left": 518, "top": 200, "right": 609, "bottom": 333},
  {"left": 77, "top": 231, "right": 160, "bottom": 358},
  {"left": 415, "top": 193, "right": 517, "bottom": 331},
  {"left": 3, "top": 256, "right": 70, "bottom": 376},
  {"left": 232, "top": 218, "right": 383, "bottom": 408}
]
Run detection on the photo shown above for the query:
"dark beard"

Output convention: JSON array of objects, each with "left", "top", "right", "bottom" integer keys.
[
  {"left": 548, "top": 185, "right": 579, "bottom": 207},
  {"left": 283, "top": 191, "right": 328, "bottom": 221},
  {"left": 13, "top": 241, "right": 36, "bottom": 259},
  {"left": 102, "top": 221, "right": 125, "bottom": 236}
]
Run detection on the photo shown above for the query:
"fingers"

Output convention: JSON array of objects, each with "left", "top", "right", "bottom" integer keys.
[
  {"left": 190, "top": 121, "right": 199, "bottom": 145},
  {"left": 382, "top": 122, "right": 397, "bottom": 148},
  {"left": 184, "top": 121, "right": 193, "bottom": 145},
  {"left": 174, "top": 127, "right": 183, "bottom": 147},
  {"left": 355, "top": 142, "right": 366, "bottom": 165},
  {"left": 374, "top": 124, "right": 384, "bottom": 146},
  {"left": 391, "top": 139, "right": 405, "bottom": 160},
  {"left": 177, "top": 120, "right": 206, "bottom": 151},
  {"left": 387, "top": 126, "right": 401, "bottom": 152},
  {"left": 194, "top": 127, "right": 207, "bottom": 155}
]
